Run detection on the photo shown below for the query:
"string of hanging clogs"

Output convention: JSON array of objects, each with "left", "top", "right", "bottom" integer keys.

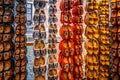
[
  {"left": 72, "top": 0, "right": 83, "bottom": 79},
  {"left": 33, "top": 0, "right": 47, "bottom": 80},
  {"left": 99, "top": 0, "right": 110, "bottom": 79},
  {"left": 85, "top": 0, "right": 99, "bottom": 79},
  {"left": 0, "top": 1, "right": 14, "bottom": 80},
  {"left": 59, "top": 0, "right": 75, "bottom": 79},
  {"left": 14, "top": 0, "right": 27, "bottom": 79},
  {"left": 48, "top": 0, "right": 58, "bottom": 80},
  {"left": 110, "top": 0, "right": 120, "bottom": 79}
]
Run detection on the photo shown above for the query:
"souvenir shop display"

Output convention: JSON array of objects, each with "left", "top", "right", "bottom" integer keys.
[
  {"left": 14, "top": 0, "right": 27, "bottom": 80},
  {"left": 0, "top": 0, "right": 14, "bottom": 80},
  {"left": 0, "top": 0, "right": 120, "bottom": 80},
  {"left": 48, "top": 0, "right": 58, "bottom": 80},
  {"left": 110, "top": 0, "right": 120, "bottom": 80},
  {"left": 33, "top": 0, "right": 47, "bottom": 80}
]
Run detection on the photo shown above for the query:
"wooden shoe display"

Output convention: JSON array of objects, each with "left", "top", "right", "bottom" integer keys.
[{"left": 0, "top": 0, "right": 118, "bottom": 79}]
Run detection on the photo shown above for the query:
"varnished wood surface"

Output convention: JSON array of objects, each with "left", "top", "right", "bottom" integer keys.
[{"left": 26, "top": 42, "right": 33, "bottom": 46}]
